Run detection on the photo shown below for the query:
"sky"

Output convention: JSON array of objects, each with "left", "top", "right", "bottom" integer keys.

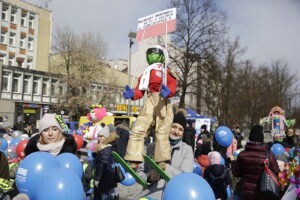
[{"left": 25, "top": 0, "right": 300, "bottom": 75}]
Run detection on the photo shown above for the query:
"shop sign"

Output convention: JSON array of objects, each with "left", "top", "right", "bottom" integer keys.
[
  {"left": 23, "top": 104, "right": 42, "bottom": 108},
  {"left": 24, "top": 109, "right": 36, "bottom": 114},
  {"left": 116, "top": 104, "right": 128, "bottom": 112}
]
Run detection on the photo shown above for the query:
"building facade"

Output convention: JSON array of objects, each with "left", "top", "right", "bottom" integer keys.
[{"left": 0, "top": 0, "right": 51, "bottom": 71}]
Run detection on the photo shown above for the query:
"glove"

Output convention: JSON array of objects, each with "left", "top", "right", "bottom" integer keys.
[
  {"left": 123, "top": 85, "right": 134, "bottom": 99},
  {"left": 160, "top": 85, "right": 170, "bottom": 98}
]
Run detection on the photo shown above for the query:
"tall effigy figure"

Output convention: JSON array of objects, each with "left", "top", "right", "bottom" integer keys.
[{"left": 123, "top": 45, "right": 177, "bottom": 169}]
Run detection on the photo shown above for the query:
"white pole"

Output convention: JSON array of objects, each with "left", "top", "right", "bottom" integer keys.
[
  {"left": 163, "top": 23, "right": 168, "bottom": 86},
  {"left": 130, "top": 30, "right": 146, "bottom": 88}
]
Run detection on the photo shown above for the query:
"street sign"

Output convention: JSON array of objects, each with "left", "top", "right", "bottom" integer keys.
[{"left": 136, "top": 8, "right": 176, "bottom": 42}]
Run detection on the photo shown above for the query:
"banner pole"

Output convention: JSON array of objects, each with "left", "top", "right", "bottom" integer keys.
[{"left": 130, "top": 30, "right": 146, "bottom": 88}]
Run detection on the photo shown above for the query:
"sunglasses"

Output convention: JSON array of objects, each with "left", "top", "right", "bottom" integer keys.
[{"left": 146, "top": 48, "right": 163, "bottom": 55}]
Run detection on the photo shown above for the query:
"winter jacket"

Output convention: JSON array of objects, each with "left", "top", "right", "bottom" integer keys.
[
  {"left": 183, "top": 126, "right": 196, "bottom": 152},
  {"left": 133, "top": 67, "right": 177, "bottom": 100},
  {"left": 94, "top": 146, "right": 117, "bottom": 193},
  {"left": 138, "top": 140, "right": 194, "bottom": 199},
  {"left": 24, "top": 133, "right": 77, "bottom": 156},
  {"left": 112, "top": 124, "right": 129, "bottom": 158},
  {"left": 234, "top": 132, "right": 243, "bottom": 149},
  {"left": 196, "top": 155, "right": 209, "bottom": 175},
  {"left": 204, "top": 164, "right": 231, "bottom": 200},
  {"left": 231, "top": 142, "right": 280, "bottom": 200},
  {"left": 282, "top": 135, "right": 297, "bottom": 149}
]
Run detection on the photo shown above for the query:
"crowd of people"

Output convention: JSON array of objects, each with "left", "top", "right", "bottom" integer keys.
[{"left": 0, "top": 108, "right": 300, "bottom": 200}]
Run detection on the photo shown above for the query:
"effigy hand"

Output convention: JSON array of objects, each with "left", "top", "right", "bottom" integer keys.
[
  {"left": 160, "top": 85, "right": 170, "bottom": 98},
  {"left": 123, "top": 85, "right": 134, "bottom": 99}
]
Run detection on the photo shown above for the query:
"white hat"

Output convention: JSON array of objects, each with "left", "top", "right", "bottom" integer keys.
[{"left": 39, "top": 114, "right": 62, "bottom": 134}]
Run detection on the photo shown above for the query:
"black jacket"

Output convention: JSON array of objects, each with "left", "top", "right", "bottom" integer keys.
[
  {"left": 24, "top": 133, "right": 77, "bottom": 156},
  {"left": 204, "top": 164, "right": 231, "bottom": 200},
  {"left": 94, "top": 146, "right": 117, "bottom": 194},
  {"left": 282, "top": 135, "right": 297, "bottom": 149},
  {"left": 112, "top": 124, "right": 129, "bottom": 158},
  {"left": 183, "top": 126, "right": 196, "bottom": 152}
]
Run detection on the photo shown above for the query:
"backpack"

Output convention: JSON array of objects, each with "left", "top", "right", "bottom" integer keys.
[{"left": 208, "top": 167, "right": 228, "bottom": 189}]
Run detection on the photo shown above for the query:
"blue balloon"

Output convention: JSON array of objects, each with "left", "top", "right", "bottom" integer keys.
[
  {"left": 57, "top": 153, "right": 83, "bottom": 178},
  {"left": 0, "top": 138, "right": 8, "bottom": 151},
  {"left": 215, "top": 126, "right": 233, "bottom": 147},
  {"left": 10, "top": 138, "right": 21, "bottom": 147},
  {"left": 87, "top": 150, "right": 94, "bottom": 161},
  {"left": 227, "top": 186, "right": 233, "bottom": 199},
  {"left": 163, "top": 173, "right": 215, "bottom": 200},
  {"left": 193, "top": 162, "right": 202, "bottom": 176},
  {"left": 220, "top": 157, "right": 225, "bottom": 165},
  {"left": 16, "top": 152, "right": 60, "bottom": 199},
  {"left": 271, "top": 143, "right": 284, "bottom": 156},
  {"left": 35, "top": 167, "right": 85, "bottom": 200},
  {"left": 121, "top": 172, "right": 136, "bottom": 186}
]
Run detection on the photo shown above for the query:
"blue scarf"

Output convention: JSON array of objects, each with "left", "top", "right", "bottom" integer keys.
[{"left": 169, "top": 138, "right": 182, "bottom": 146}]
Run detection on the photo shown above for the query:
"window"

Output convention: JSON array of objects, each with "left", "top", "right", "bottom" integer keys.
[
  {"left": 51, "top": 79, "right": 58, "bottom": 95},
  {"left": 0, "top": 54, "right": 6, "bottom": 64},
  {"left": 26, "top": 59, "right": 32, "bottom": 69},
  {"left": 10, "top": 7, "right": 17, "bottom": 23},
  {"left": 24, "top": 75, "right": 31, "bottom": 94},
  {"left": 21, "top": 11, "right": 27, "bottom": 27},
  {"left": 8, "top": 56, "right": 14, "bottom": 66},
  {"left": 1, "top": 31, "right": 6, "bottom": 44},
  {"left": 29, "top": 13, "right": 35, "bottom": 29},
  {"left": 13, "top": 73, "right": 21, "bottom": 93},
  {"left": 33, "top": 76, "right": 40, "bottom": 95},
  {"left": 28, "top": 37, "right": 33, "bottom": 50},
  {"left": 2, "top": 4, "right": 8, "bottom": 21},
  {"left": 20, "top": 35, "right": 25, "bottom": 48},
  {"left": 42, "top": 78, "right": 50, "bottom": 96},
  {"left": 9, "top": 32, "right": 16, "bottom": 46},
  {"left": 2, "top": 71, "right": 10, "bottom": 92}
]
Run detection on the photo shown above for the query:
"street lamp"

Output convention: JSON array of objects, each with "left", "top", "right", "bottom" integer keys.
[{"left": 127, "top": 32, "right": 136, "bottom": 115}]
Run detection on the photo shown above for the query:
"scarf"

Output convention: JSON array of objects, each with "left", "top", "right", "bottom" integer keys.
[
  {"left": 169, "top": 138, "right": 182, "bottom": 146},
  {"left": 138, "top": 63, "right": 163, "bottom": 90},
  {"left": 37, "top": 138, "right": 65, "bottom": 156}
]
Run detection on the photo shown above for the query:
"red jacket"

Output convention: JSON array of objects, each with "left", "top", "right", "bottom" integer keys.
[
  {"left": 132, "top": 67, "right": 177, "bottom": 100},
  {"left": 197, "top": 155, "right": 209, "bottom": 176},
  {"left": 232, "top": 142, "right": 280, "bottom": 200}
]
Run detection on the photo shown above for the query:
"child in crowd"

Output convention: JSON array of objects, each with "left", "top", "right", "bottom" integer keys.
[
  {"left": 204, "top": 151, "right": 231, "bottom": 200},
  {"left": 93, "top": 130, "right": 120, "bottom": 200}
]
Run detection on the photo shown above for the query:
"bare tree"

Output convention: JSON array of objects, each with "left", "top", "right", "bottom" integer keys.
[
  {"left": 168, "top": 0, "right": 228, "bottom": 108},
  {"left": 51, "top": 25, "right": 108, "bottom": 120}
]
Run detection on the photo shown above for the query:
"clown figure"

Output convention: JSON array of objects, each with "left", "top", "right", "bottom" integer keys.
[
  {"left": 84, "top": 105, "right": 107, "bottom": 151},
  {"left": 123, "top": 45, "right": 177, "bottom": 170},
  {"left": 268, "top": 106, "right": 287, "bottom": 142}
]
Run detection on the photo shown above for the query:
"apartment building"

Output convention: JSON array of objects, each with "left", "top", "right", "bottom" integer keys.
[{"left": 0, "top": 0, "right": 51, "bottom": 71}]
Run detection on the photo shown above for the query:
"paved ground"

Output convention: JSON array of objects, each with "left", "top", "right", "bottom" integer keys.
[{"left": 118, "top": 183, "right": 143, "bottom": 200}]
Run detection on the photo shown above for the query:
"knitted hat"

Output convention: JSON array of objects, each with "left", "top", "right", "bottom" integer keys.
[
  {"left": 208, "top": 151, "right": 222, "bottom": 165},
  {"left": 200, "top": 142, "right": 211, "bottom": 155},
  {"left": 173, "top": 109, "right": 187, "bottom": 130},
  {"left": 201, "top": 124, "right": 207, "bottom": 130},
  {"left": 39, "top": 114, "right": 62, "bottom": 134},
  {"left": 249, "top": 125, "right": 264, "bottom": 143}
]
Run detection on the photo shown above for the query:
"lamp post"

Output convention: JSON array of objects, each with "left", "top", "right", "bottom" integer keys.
[{"left": 127, "top": 32, "right": 136, "bottom": 115}]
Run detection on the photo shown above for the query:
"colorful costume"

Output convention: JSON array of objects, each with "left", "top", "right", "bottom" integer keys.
[
  {"left": 123, "top": 45, "right": 177, "bottom": 163},
  {"left": 260, "top": 106, "right": 295, "bottom": 142},
  {"left": 84, "top": 104, "right": 107, "bottom": 151}
]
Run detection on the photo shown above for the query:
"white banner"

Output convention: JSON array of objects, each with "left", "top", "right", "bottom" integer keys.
[{"left": 137, "top": 8, "right": 176, "bottom": 31}]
